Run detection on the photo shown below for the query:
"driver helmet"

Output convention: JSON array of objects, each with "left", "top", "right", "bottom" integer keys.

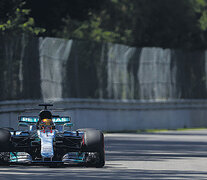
[{"left": 37, "top": 110, "right": 54, "bottom": 130}]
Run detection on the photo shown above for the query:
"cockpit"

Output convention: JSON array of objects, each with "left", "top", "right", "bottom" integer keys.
[{"left": 37, "top": 110, "right": 55, "bottom": 131}]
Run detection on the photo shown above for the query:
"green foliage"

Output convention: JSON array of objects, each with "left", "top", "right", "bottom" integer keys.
[
  {"left": 0, "top": 1, "right": 45, "bottom": 35},
  {"left": 56, "top": 14, "right": 122, "bottom": 43},
  {"left": 54, "top": 0, "right": 207, "bottom": 49},
  {"left": 199, "top": 11, "right": 207, "bottom": 30},
  {"left": 3, "top": 0, "right": 207, "bottom": 49},
  {"left": 193, "top": 0, "right": 207, "bottom": 31},
  {"left": 55, "top": 0, "right": 134, "bottom": 45}
]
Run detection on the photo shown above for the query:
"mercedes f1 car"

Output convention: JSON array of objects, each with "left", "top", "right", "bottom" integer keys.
[{"left": 0, "top": 104, "right": 105, "bottom": 167}]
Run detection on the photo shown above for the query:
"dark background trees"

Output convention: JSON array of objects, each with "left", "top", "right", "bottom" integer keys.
[{"left": 1, "top": 0, "right": 207, "bottom": 49}]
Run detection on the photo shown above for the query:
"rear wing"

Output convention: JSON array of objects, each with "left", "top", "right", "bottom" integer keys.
[{"left": 19, "top": 116, "right": 71, "bottom": 124}]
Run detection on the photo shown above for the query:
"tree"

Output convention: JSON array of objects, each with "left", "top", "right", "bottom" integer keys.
[
  {"left": 2, "top": 0, "right": 207, "bottom": 49},
  {"left": 0, "top": 1, "right": 45, "bottom": 35}
]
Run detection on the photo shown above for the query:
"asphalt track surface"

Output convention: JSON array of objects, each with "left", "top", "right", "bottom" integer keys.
[{"left": 1, "top": 130, "right": 207, "bottom": 179}]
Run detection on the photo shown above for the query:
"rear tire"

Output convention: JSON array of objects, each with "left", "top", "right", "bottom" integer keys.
[{"left": 78, "top": 129, "right": 105, "bottom": 168}]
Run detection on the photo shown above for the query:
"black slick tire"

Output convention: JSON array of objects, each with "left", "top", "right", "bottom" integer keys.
[{"left": 78, "top": 129, "right": 105, "bottom": 168}]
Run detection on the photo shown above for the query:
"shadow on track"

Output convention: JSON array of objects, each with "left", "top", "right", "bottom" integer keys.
[
  {"left": 105, "top": 132, "right": 207, "bottom": 161},
  {"left": 0, "top": 167, "right": 206, "bottom": 179}
]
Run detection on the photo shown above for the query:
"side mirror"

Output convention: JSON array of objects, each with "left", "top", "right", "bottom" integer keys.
[
  {"left": 18, "top": 122, "right": 29, "bottom": 127},
  {"left": 18, "top": 122, "right": 29, "bottom": 131},
  {"left": 63, "top": 123, "right": 73, "bottom": 131},
  {"left": 64, "top": 123, "right": 73, "bottom": 127}
]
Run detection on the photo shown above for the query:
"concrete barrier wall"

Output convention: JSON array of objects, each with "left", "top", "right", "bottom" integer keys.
[{"left": 1, "top": 99, "right": 207, "bottom": 131}]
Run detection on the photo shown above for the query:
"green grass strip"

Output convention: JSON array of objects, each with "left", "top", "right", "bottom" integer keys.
[{"left": 104, "top": 127, "right": 207, "bottom": 134}]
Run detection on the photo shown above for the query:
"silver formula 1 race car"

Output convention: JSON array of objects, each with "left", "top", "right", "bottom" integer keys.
[{"left": 0, "top": 104, "right": 105, "bottom": 167}]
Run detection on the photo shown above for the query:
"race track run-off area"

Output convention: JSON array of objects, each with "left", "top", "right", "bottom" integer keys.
[{"left": 1, "top": 130, "right": 207, "bottom": 179}]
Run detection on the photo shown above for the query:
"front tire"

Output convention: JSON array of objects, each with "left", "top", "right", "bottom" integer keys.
[
  {"left": 79, "top": 129, "right": 105, "bottom": 168},
  {"left": 0, "top": 129, "right": 11, "bottom": 165},
  {"left": 0, "top": 128, "right": 11, "bottom": 151}
]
